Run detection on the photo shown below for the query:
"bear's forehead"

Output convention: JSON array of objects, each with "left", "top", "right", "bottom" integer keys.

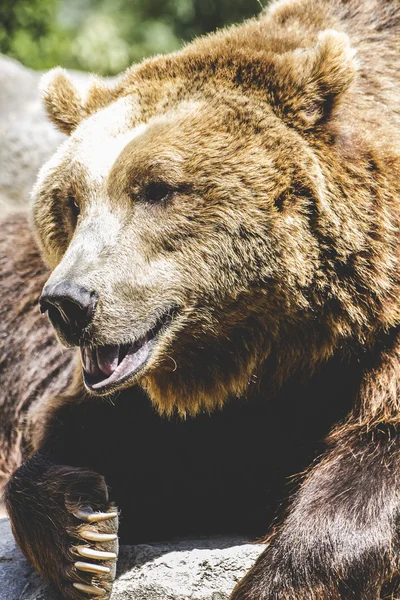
[
  {"left": 36, "top": 97, "right": 205, "bottom": 193},
  {"left": 61, "top": 97, "right": 148, "bottom": 188}
]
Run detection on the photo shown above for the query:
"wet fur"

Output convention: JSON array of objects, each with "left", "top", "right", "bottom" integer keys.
[{"left": 3, "top": 0, "right": 400, "bottom": 598}]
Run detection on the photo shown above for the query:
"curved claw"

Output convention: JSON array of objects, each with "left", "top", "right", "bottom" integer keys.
[
  {"left": 73, "top": 508, "right": 118, "bottom": 523},
  {"left": 72, "top": 582, "right": 106, "bottom": 596},
  {"left": 79, "top": 530, "right": 118, "bottom": 543},
  {"left": 75, "top": 561, "right": 111, "bottom": 574},
  {"left": 76, "top": 546, "right": 117, "bottom": 560}
]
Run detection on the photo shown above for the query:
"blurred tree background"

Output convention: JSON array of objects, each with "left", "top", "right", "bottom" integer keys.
[{"left": 0, "top": 0, "right": 264, "bottom": 75}]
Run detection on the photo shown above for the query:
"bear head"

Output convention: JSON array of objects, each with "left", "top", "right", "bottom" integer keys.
[{"left": 32, "top": 27, "right": 391, "bottom": 416}]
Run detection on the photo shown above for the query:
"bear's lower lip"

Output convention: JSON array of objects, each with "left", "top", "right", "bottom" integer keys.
[{"left": 80, "top": 309, "right": 176, "bottom": 392}]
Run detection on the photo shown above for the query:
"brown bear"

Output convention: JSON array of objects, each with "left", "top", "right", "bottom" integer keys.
[{"left": 3, "top": 0, "right": 400, "bottom": 597}]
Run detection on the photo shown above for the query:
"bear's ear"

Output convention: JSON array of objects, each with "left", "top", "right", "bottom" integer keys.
[
  {"left": 40, "top": 68, "right": 87, "bottom": 135},
  {"left": 274, "top": 30, "right": 357, "bottom": 129},
  {"left": 40, "top": 68, "right": 118, "bottom": 135}
]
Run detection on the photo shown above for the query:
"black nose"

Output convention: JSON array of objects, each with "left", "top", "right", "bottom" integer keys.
[{"left": 39, "top": 281, "right": 98, "bottom": 346}]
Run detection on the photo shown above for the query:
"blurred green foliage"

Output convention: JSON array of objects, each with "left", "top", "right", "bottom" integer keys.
[{"left": 0, "top": 0, "right": 264, "bottom": 75}]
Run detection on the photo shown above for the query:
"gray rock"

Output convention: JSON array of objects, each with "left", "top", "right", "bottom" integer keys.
[
  {"left": 0, "top": 518, "right": 265, "bottom": 600},
  {"left": 0, "top": 55, "right": 102, "bottom": 215},
  {"left": 0, "top": 56, "right": 117, "bottom": 215},
  {"left": 0, "top": 55, "right": 66, "bottom": 214}
]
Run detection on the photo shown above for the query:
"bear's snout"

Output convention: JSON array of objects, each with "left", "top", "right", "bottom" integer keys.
[{"left": 40, "top": 281, "right": 98, "bottom": 346}]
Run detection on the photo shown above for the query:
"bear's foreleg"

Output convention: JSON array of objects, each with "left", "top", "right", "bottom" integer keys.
[
  {"left": 231, "top": 423, "right": 400, "bottom": 600},
  {"left": 5, "top": 452, "right": 118, "bottom": 599}
]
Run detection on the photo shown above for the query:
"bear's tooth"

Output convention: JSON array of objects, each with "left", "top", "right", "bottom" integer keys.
[{"left": 80, "top": 345, "right": 101, "bottom": 376}]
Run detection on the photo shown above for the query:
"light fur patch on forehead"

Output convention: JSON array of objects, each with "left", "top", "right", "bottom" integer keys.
[
  {"left": 72, "top": 96, "right": 147, "bottom": 187},
  {"left": 33, "top": 97, "right": 204, "bottom": 201},
  {"left": 72, "top": 98, "right": 204, "bottom": 187},
  {"left": 33, "top": 96, "right": 144, "bottom": 197}
]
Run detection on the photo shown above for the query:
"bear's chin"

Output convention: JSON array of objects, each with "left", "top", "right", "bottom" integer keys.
[
  {"left": 82, "top": 327, "right": 273, "bottom": 416},
  {"left": 140, "top": 351, "right": 266, "bottom": 418}
]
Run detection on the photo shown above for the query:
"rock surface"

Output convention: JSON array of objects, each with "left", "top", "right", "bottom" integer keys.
[
  {"left": 0, "top": 518, "right": 264, "bottom": 600},
  {"left": 0, "top": 55, "right": 65, "bottom": 214},
  {"left": 0, "top": 55, "right": 116, "bottom": 215},
  {"left": 0, "top": 55, "right": 99, "bottom": 215}
]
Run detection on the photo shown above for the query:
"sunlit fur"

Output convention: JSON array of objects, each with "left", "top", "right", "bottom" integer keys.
[{"left": 33, "top": 0, "right": 400, "bottom": 417}]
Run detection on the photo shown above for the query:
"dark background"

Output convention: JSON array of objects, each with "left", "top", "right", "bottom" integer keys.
[{"left": 0, "top": 0, "right": 265, "bottom": 75}]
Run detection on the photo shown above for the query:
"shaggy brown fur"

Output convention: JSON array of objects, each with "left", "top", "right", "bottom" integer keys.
[
  {"left": 3, "top": 0, "right": 400, "bottom": 598},
  {"left": 0, "top": 214, "right": 75, "bottom": 494}
]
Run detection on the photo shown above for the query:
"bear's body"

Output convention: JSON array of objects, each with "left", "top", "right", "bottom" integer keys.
[
  {"left": 0, "top": 215, "right": 75, "bottom": 494},
  {"left": 3, "top": 0, "right": 400, "bottom": 598}
]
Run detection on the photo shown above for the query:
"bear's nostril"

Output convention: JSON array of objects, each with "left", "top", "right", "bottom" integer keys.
[
  {"left": 46, "top": 303, "right": 73, "bottom": 334},
  {"left": 39, "top": 281, "right": 98, "bottom": 346},
  {"left": 45, "top": 299, "right": 85, "bottom": 331}
]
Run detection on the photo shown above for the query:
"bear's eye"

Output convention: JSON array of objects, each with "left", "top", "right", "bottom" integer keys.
[
  {"left": 67, "top": 193, "right": 80, "bottom": 221},
  {"left": 144, "top": 182, "right": 172, "bottom": 204}
]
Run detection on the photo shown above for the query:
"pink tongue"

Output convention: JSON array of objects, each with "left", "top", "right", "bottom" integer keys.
[{"left": 96, "top": 345, "right": 120, "bottom": 376}]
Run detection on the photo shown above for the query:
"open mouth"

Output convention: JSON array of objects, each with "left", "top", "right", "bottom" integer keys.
[{"left": 81, "top": 309, "right": 175, "bottom": 392}]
